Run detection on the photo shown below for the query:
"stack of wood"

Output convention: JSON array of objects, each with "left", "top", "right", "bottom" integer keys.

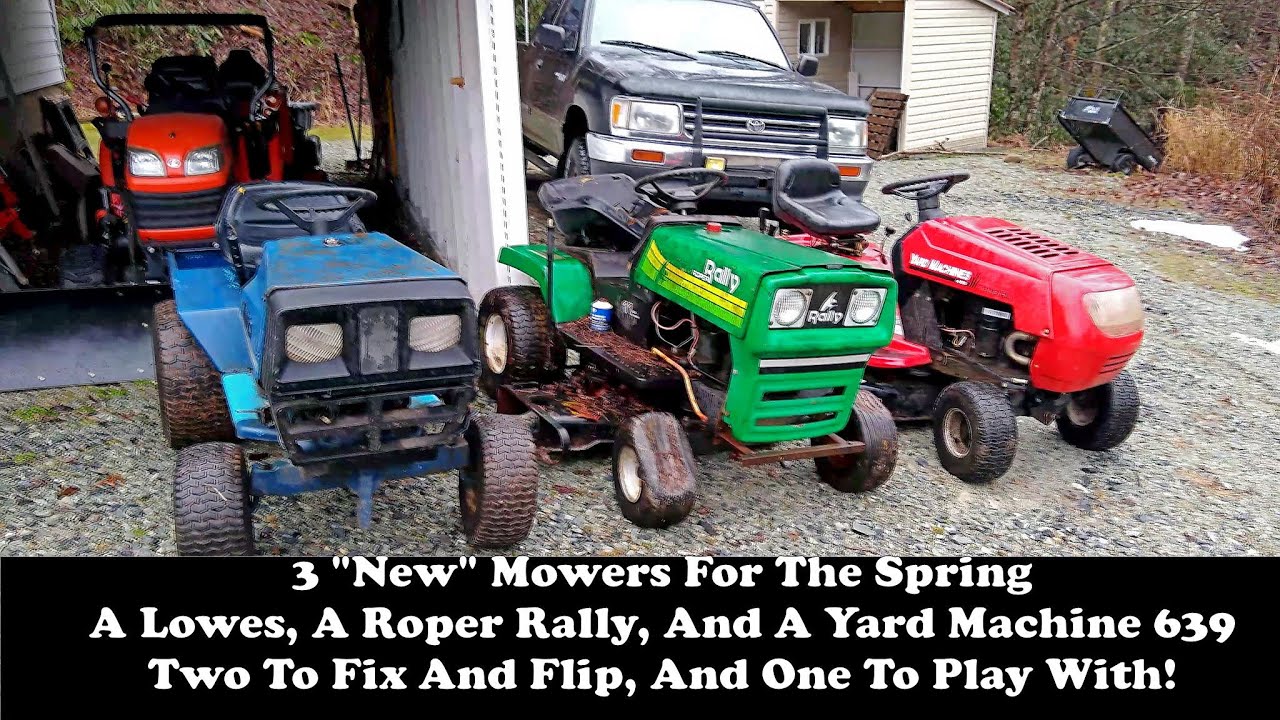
[{"left": 866, "top": 91, "right": 908, "bottom": 159}]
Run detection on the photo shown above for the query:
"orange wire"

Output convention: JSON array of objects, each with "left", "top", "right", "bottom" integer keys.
[{"left": 651, "top": 348, "right": 708, "bottom": 422}]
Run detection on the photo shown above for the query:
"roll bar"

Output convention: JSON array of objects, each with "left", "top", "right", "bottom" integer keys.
[{"left": 85, "top": 13, "right": 277, "bottom": 122}]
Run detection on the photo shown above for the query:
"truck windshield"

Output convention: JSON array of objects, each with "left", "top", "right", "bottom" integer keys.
[{"left": 588, "top": 0, "right": 790, "bottom": 70}]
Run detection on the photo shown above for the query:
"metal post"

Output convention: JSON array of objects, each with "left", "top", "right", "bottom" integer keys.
[{"left": 524, "top": 0, "right": 530, "bottom": 42}]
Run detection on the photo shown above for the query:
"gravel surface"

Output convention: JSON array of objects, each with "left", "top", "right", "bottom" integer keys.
[{"left": 3, "top": 146, "right": 1278, "bottom": 557}]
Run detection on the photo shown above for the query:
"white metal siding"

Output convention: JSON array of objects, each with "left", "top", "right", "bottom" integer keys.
[
  {"left": 0, "top": 0, "right": 65, "bottom": 95},
  {"left": 900, "top": 0, "right": 997, "bottom": 150},
  {"left": 391, "top": 0, "right": 528, "bottom": 300}
]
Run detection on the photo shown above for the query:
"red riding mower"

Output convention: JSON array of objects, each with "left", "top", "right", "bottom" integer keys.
[
  {"left": 85, "top": 13, "right": 323, "bottom": 286},
  {"left": 777, "top": 164, "right": 1144, "bottom": 483}
]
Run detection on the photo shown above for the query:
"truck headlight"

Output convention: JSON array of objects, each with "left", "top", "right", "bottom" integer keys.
[
  {"left": 409, "top": 314, "right": 462, "bottom": 353},
  {"left": 285, "top": 323, "right": 343, "bottom": 363},
  {"left": 1084, "top": 286, "right": 1145, "bottom": 337},
  {"left": 844, "top": 288, "right": 886, "bottom": 326},
  {"left": 127, "top": 149, "right": 165, "bottom": 177},
  {"left": 828, "top": 116, "right": 868, "bottom": 154},
  {"left": 770, "top": 289, "right": 812, "bottom": 328},
  {"left": 184, "top": 146, "right": 222, "bottom": 176},
  {"left": 611, "top": 97, "right": 683, "bottom": 137}
]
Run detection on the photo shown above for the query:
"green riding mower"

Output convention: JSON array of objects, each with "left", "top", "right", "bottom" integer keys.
[{"left": 479, "top": 161, "right": 900, "bottom": 528}]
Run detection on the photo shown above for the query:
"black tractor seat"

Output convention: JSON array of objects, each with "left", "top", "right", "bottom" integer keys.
[
  {"left": 216, "top": 181, "right": 367, "bottom": 278},
  {"left": 537, "top": 174, "right": 666, "bottom": 251},
  {"left": 144, "top": 55, "right": 222, "bottom": 114},
  {"left": 772, "top": 158, "right": 880, "bottom": 238}
]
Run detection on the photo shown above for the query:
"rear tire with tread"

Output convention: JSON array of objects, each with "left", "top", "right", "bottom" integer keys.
[
  {"left": 459, "top": 414, "right": 540, "bottom": 547},
  {"left": 173, "top": 442, "right": 254, "bottom": 556},
  {"left": 477, "top": 286, "right": 565, "bottom": 398},
  {"left": 152, "top": 300, "right": 234, "bottom": 450},
  {"left": 931, "top": 381, "right": 1018, "bottom": 484},
  {"left": 612, "top": 412, "right": 698, "bottom": 528},
  {"left": 560, "top": 135, "right": 592, "bottom": 178}
]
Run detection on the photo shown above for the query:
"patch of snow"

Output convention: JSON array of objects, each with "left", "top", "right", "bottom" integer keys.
[
  {"left": 1231, "top": 333, "right": 1280, "bottom": 355},
  {"left": 1130, "top": 219, "right": 1249, "bottom": 252}
]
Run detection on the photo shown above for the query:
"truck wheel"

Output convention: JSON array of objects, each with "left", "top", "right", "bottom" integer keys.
[
  {"left": 1110, "top": 152, "right": 1138, "bottom": 175},
  {"left": 560, "top": 135, "right": 592, "bottom": 178},
  {"left": 931, "top": 381, "right": 1018, "bottom": 484},
  {"left": 173, "top": 442, "right": 254, "bottom": 556},
  {"left": 812, "top": 391, "right": 899, "bottom": 493},
  {"left": 477, "top": 286, "right": 565, "bottom": 398},
  {"left": 459, "top": 414, "right": 539, "bottom": 547},
  {"left": 1057, "top": 371, "right": 1140, "bottom": 451},
  {"left": 152, "top": 300, "right": 234, "bottom": 450},
  {"left": 1066, "top": 147, "right": 1091, "bottom": 169},
  {"left": 613, "top": 412, "right": 697, "bottom": 528}
]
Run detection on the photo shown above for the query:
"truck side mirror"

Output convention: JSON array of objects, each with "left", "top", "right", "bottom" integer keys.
[
  {"left": 535, "top": 23, "right": 568, "bottom": 51},
  {"left": 796, "top": 55, "right": 819, "bottom": 77}
]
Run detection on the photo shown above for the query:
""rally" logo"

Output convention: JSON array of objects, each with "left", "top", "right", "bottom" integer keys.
[
  {"left": 695, "top": 259, "right": 741, "bottom": 293},
  {"left": 909, "top": 253, "right": 973, "bottom": 285},
  {"left": 808, "top": 291, "right": 844, "bottom": 325}
]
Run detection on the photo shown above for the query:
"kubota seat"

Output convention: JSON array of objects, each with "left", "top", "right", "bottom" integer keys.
[
  {"left": 218, "top": 49, "right": 267, "bottom": 105},
  {"left": 216, "top": 182, "right": 367, "bottom": 279},
  {"left": 772, "top": 159, "right": 880, "bottom": 238},
  {"left": 144, "top": 55, "right": 221, "bottom": 114}
]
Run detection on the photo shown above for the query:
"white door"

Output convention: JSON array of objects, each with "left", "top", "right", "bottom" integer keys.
[{"left": 848, "top": 12, "right": 903, "bottom": 98}]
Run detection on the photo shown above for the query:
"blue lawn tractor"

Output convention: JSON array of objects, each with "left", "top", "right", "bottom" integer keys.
[{"left": 151, "top": 183, "right": 539, "bottom": 554}]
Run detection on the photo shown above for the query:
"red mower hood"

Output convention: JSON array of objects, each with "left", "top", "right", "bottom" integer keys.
[
  {"left": 926, "top": 216, "right": 1112, "bottom": 275},
  {"left": 125, "top": 112, "right": 231, "bottom": 193}
]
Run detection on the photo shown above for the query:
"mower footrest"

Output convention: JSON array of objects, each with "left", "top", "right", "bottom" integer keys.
[{"left": 561, "top": 318, "right": 682, "bottom": 390}]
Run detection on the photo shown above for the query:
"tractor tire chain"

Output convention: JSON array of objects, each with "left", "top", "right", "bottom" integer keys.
[
  {"left": 461, "top": 414, "right": 539, "bottom": 548},
  {"left": 152, "top": 300, "right": 235, "bottom": 449},
  {"left": 173, "top": 442, "right": 254, "bottom": 556}
]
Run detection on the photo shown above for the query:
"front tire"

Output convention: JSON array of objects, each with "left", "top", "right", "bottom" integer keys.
[
  {"left": 477, "top": 286, "right": 565, "bottom": 398},
  {"left": 152, "top": 300, "right": 234, "bottom": 450},
  {"left": 1056, "top": 371, "right": 1140, "bottom": 451},
  {"left": 612, "top": 412, "right": 697, "bottom": 528},
  {"left": 459, "top": 414, "right": 540, "bottom": 547},
  {"left": 813, "top": 391, "right": 899, "bottom": 492},
  {"left": 931, "top": 381, "right": 1018, "bottom": 484},
  {"left": 173, "top": 442, "right": 254, "bottom": 556},
  {"left": 560, "top": 135, "right": 592, "bottom": 178}
]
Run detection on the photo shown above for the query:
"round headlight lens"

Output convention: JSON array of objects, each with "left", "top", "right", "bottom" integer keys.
[
  {"left": 285, "top": 323, "right": 343, "bottom": 363},
  {"left": 846, "top": 288, "right": 886, "bottom": 326},
  {"left": 770, "top": 289, "right": 811, "bottom": 328}
]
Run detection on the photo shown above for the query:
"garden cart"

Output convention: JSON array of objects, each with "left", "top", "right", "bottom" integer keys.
[{"left": 1059, "top": 96, "right": 1162, "bottom": 175}]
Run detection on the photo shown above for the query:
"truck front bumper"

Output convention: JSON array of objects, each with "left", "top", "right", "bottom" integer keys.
[{"left": 584, "top": 132, "right": 873, "bottom": 205}]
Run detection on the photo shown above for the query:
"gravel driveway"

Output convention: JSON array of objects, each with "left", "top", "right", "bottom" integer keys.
[{"left": 3, "top": 147, "right": 1277, "bottom": 557}]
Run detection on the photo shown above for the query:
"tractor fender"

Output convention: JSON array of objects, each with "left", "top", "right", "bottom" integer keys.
[{"left": 498, "top": 245, "right": 593, "bottom": 323}]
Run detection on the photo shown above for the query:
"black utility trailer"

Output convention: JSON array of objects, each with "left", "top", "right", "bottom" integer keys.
[{"left": 1058, "top": 96, "right": 1162, "bottom": 175}]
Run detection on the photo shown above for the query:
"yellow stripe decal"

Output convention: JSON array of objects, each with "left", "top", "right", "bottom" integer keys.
[{"left": 648, "top": 242, "right": 748, "bottom": 310}]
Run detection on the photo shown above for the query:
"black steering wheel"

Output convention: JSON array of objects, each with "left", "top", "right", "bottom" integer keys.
[
  {"left": 633, "top": 168, "right": 729, "bottom": 210},
  {"left": 254, "top": 187, "right": 378, "bottom": 236},
  {"left": 881, "top": 172, "right": 970, "bottom": 201}
]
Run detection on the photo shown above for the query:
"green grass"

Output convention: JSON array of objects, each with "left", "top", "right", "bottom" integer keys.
[
  {"left": 90, "top": 385, "right": 129, "bottom": 401},
  {"left": 12, "top": 406, "right": 57, "bottom": 423},
  {"left": 11, "top": 452, "right": 39, "bottom": 465},
  {"left": 1148, "top": 248, "right": 1280, "bottom": 304}
]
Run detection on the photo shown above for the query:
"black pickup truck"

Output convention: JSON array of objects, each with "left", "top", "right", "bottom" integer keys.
[{"left": 519, "top": 0, "right": 874, "bottom": 213}]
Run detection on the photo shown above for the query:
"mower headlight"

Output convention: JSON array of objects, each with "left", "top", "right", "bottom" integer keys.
[
  {"left": 1084, "top": 285, "right": 1145, "bottom": 337},
  {"left": 611, "top": 98, "right": 683, "bottom": 137},
  {"left": 844, "top": 288, "right": 886, "bottom": 326},
  {"left": 127, "top": 149, "right": 165, "bottom": 177},
  {"left": 828, "top": 116, "right": 868, "bottom": 154},
  {"left": 770, "top": 289, "right": 812, "bottom": 328},
  {"left": 409, "top": 314, "right": 462, "bottom": 353},
  {"left": 285, "top": 323, "right": 344, "bottom": 363},
  {"left": 184, "top": 146, "right": 222, "bottom": 176}
]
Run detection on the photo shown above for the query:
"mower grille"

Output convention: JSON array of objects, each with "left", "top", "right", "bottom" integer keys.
[
  {"left": 985, "top": 226, "right": 1082, "bottom": 261},
  {"left": 132, "top": 187, "right": 225, "bottom": 230}
]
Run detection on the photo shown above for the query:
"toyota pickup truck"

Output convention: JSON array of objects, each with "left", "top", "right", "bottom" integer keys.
[{"left": 519, "top": 0, "right": 874, "bottom": 214}]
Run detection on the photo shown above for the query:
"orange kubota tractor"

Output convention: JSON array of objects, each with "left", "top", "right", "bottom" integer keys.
[{"left": 87, "top": 13, "right": 323, "bottom": 284}]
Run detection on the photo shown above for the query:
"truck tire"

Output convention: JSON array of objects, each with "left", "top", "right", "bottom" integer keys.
[
  {"left": 459, "top": 414, "right": 539, "bottom": 547},
  {"left": 931, "top": 381, "right": 1018, "bottom": 484},
  {"left": 560, "top": 135, "right": 592, "bottom": 178},
  {"left": 612, "top": 412, "right": 698, "bottom": 528},
  {"left": 1057, "top": 371, "right": 1140, "bottom": 451},
  {"left": 152, "top": 300, "right": 234, "bottom": 450},
  {"left": 173, "top": 442, "right": 254, "bottom": 556},
  {"left": 813, "top": 391, "right": 899, "bottom": 493},
  {"left": 477, "top": 286, "right": 565, "bottom": 398}
]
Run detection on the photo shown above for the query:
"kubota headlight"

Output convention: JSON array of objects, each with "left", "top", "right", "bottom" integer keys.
[
  {"left": 184, "top": 146, "right": 222, "bottom": 176},
  {"left": 408, "top": 314, "right": 462, "bottom": 353},
  {"left": 844, "top": 288, "right": 886, "bottom": 326},
  {"left": 1084, "top": 285, "right": 1145, "bottom": 337},
  {"left": 610, "top": 97, "right": 683, "bottom": 137},
  {"left": 828, "top": 116, "right": 868, "bottom": 154},
  {"left": 285, "top": 323, "right": 343, "bottom": 363},
  {"left": 127, "top": 149, "right": 165, "bottom": 177},
  {"left": 770, "top": 289, "right": 812, "bottom": 328}
]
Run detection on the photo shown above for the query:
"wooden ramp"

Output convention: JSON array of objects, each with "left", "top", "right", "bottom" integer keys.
[{"left": 867, "top": 91, "right": 908, "bottom": 159}]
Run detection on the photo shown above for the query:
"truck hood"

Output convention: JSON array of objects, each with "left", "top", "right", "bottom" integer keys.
[{"left": 582, "top": 47, "right": 869, "bottom": 116}]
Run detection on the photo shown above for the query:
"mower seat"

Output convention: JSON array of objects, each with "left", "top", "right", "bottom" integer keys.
[
  {"left": 772, "top": 159, "right": 880, "bottom": 237},
  {"left": 537, "top": 174, "right": 661, "bottom": 251},
  {"left": 218, "top": 49, "right": 267, "bottom": 104},
  {"left": 145, "top": 55, "right": 221, "bottom": 114},
  {"left": 216, "top": 182, "right": 367, "bottom": 277}
]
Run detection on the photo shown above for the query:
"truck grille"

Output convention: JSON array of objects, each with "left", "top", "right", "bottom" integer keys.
[
  {"left": 684, "top": 104, "right": 826, "bottom": 158},
  {"left": 132, "top": 187, "right": 225, "bottom": 230}
]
